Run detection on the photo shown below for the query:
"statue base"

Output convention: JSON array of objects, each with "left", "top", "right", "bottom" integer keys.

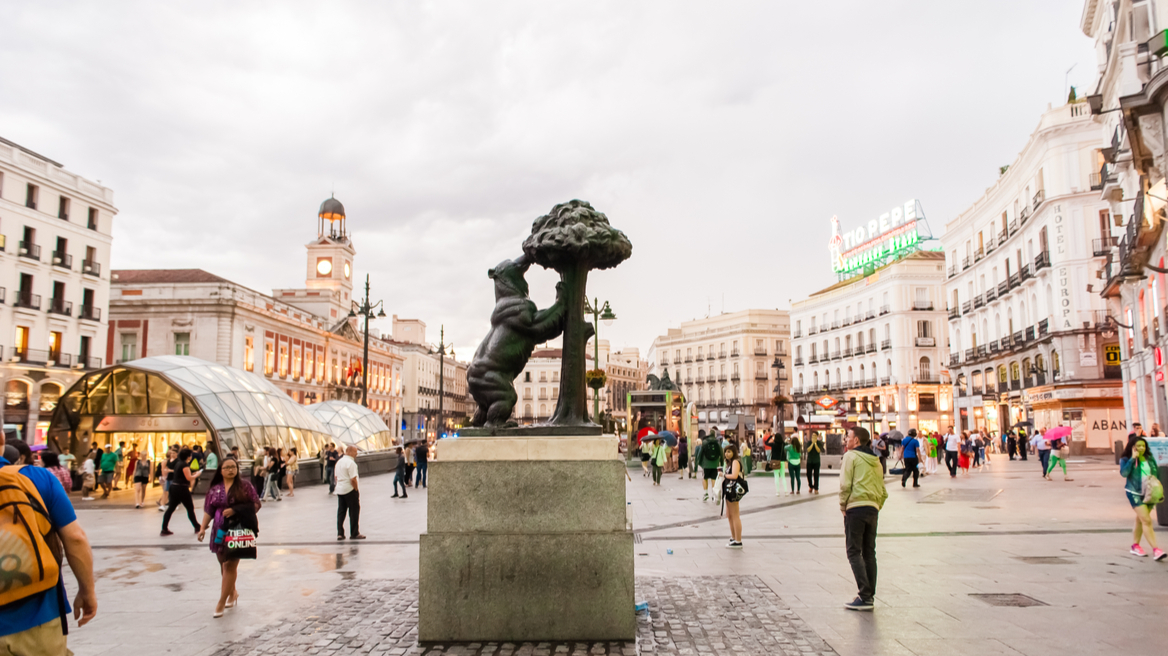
[
  {"left": 459, "top": 424, "right": 603, "bottom": 437},
  {"left": 419, "top": 433, "right": 634, "bottom": 642}
]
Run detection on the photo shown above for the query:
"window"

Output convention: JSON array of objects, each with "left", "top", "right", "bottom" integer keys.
[
  {"left": 58, "top": 196, "right": 70, "bottom": 221},
  {"left": 917, "top": 321, "right": 932, "bottom": 338},
  {"left": 524, "top": 372, "right": 532, "bottom": 382},
  {"left": 49, "top": 331, "right": 62, "bottom": 361},
  {"left": 264, "top": 342, "right": 275, "bottom": 375},
  {"left": 278, "top": 344, "right": 289, "bottom": 377},
  {"left": 120, "top": 333, "right": 137, "bottom": 363},
  {"left": 87, "top": 208, "right": 98, "bottom": 230},
  {"left": 174, "top": 332, "right": 190, "bottom": 356},
  {"left": 79, "top": 336, "right": 91, "bottom": 365},
  {"left": 918, "top": 357, "right": 931, "bottom": 380},
  {"left": 25, "top": 183, "right": 38, "bottom": 210},
  {"left": 293, "top": 347, "right": 302, "bottom": 379},
  {"left": 244, "top": 337, "right": 254, "bottom": 371}
]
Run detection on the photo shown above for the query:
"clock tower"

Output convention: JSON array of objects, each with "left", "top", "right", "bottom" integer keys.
[{"left": 276, "top": 195, "right": 357, "bottom": 322}]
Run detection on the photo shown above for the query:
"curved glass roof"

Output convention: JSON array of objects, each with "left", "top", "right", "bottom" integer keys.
[
  {"left": 52, "top": 355, "right": 332, "bottom": 456},
  {"left": 307, "top": 400, "right": 395, "bottom": 452}
]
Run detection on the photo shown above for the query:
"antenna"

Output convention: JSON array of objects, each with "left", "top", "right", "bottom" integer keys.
[{"left": 1065, "top": 64, "right": 1077, "bottom": 101}]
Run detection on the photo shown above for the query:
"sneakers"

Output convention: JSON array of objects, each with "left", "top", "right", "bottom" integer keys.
[
  {"left": 160, "top": 530, "right": 174, "bottom": 536},
  {"left": 1154, "top": 548, "right": 1167, "bottom": 561},
  {"left": 81, "top": 497, "right": 95, "bottom": 501},
  {"left": 1131, "top": 543, "right": 1147, "bottom": 557},
  {"left": 726, "top": 540, "right": 743, "bottom": 549},
  {"left": 844, "top": 596, "right": 874, "bottom": 611}
]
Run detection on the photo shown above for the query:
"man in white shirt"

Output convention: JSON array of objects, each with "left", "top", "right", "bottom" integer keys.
[
  {"left": 334, "top": 446, "right": 365, "bottom": 541},
  {"left": 943, "top": 428, "right": 960, "bottom": 478}
]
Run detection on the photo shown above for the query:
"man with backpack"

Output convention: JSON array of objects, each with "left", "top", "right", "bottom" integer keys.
[
  {"left": 696, "top": 429, "right": 723, "bottom": 502},
  {"left": 0, "top": 432, "right": 98, "bottom": 652},
  {"left": 872, "top": 433, "right": 889, "bottom": 475}
]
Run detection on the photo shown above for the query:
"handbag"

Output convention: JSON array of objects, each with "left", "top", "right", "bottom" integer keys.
[{"left": 1142, "top": 475, "right": 1165, "bottom": 506}]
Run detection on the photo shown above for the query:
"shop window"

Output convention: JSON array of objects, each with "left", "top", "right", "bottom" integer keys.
[
  {"left": 39, "top": 383, "right": 61, "bottom": 413},
  {"left": 6, "top": 380, "right": 30, "bottom": 410}
]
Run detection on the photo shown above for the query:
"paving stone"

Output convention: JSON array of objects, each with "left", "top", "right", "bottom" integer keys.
[{"left": 212, "top": 576, "right": 834, "bottom": 656}]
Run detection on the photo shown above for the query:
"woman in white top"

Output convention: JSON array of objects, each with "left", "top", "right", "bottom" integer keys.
[
  {"left": 80, "top": 454, "right": 97, "bottom": 501},
  {"left": 284, "top": 448, "right": 299, "bottom": 497}
]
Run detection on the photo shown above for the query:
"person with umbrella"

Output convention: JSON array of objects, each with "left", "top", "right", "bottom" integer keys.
[
  {"left": 1030, "top": 428, "right": 1052, "bottom": 478},
  {"left": 635, "top": 427, "right": 656, "bottom": 478},
  {"left": 1043, "top": 426, "right": 1073, "bottom": 482},
  {"left": 651, "top": 432, "right": 677, "bottom": 486}
]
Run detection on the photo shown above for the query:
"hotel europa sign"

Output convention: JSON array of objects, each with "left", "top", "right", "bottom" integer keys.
[{"left": 828, "top": 199, "right": 926, "bottom": 278}]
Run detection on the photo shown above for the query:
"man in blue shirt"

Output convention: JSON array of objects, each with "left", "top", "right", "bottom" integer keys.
[
  {"left": 900, "top": 429, "right": 921, "bottom": 489},
  {"left": 0, "top": 431, "right": 97, "bottom": 655}
]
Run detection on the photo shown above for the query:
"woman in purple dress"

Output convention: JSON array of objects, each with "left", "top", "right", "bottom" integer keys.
[{"left": 197, "top": 456, "right": 261, "bottom": 617}]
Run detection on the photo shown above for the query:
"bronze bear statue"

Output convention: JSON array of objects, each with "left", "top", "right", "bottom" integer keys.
[{"left": 467, "top": 254, "right": 566, "bottom": 427}]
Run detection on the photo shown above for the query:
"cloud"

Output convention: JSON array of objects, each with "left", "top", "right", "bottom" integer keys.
[{"left": 0, "top": 0, "right": 1098, "bottom": 355}]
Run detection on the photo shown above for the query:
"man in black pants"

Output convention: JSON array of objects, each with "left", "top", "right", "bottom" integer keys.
[
  {"left": 943, "top": 428, "right": 960, "bottom": 477},
  {"left": 335, "top": 445, "right": 365, "bottom": 541},
  {"left": 324, "top": 443, "right": 340, "bottom": 494},
  {"left": 900, "top": 429, "right": 921, "bottom": 488},
  {"left": 839, "top": 426, "right": 887, "bottom": 611}
]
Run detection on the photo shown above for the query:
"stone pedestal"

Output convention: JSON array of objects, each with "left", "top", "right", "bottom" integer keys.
[{"left": 418, "top": 433, "right": 634, "bottom": 642}]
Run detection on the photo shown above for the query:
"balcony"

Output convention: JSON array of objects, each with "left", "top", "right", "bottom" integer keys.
[
  {"left": 974, "top": 294, "right": 985, "bottom": 309},
  {"left": 879, "top": 305, "right": 890, "bottom": 315},
  {"left": 974, "top": 246, "right": 984, "bottom": 262},
  {"left": 14, "top": 291, "right": 41, "bottom": 310},
  {"left": 793, "top": 330, "right": 802, "bottom": 339},
  {"left": 1025, "top": 326, "right": 1036, "bottom": 342},
  {"left": 82, "top": 260, "right": 101, "bottom": 277},
  {"left": 976, "top": 344, "right": 987, "bottom": 358},
  {"left": 948, "top": 306, "right": 960, "bottom": 319},
  {"left": 18, "top": 242, "right": 40, "bottom": 261},
  {"left": 1038, "top": 318, "right": 1049, "bottom": 336},
  {"left": 947, "top": 265, "right": 957, "bottom": 278},
  {"left": 985, "top": 286, "right": 998, "bottom": 302},
  {"left": 1033, "top": 189, "right": 1045, "bottom": 209},
  {"left": 912, "top": 300, "right": 934, "bottom": 311},
  {"left": 753, "top": 348, "right": 767, "bottom": 356},
  {"left": 880, "top": 377, "right": 891, "bottom": 386},
  {"left": 998, "top": 229, "right": 1009, "bottom": 245},
  {"left": 972, "top": 383, "right": 983, "bottom": 395},
  {"left": 754, "top": 371, "right": 768, "bottom": 380},
  {"left": 51, "top": 252, "right": 72, "bottom": 269},
  {"left": 807, "top": 355, "right": 819, "bottom": 364},
  {"left": 950, "top": 352, "right": 961, "bottom": 366},
  {"left": 962, "top": 300, "right": 972, "bottom": 313},
  {"left": 706, "top": 376, "right": 716, "bottom": 384},
  {"left": 865, "top": 310, "right": 875, "bottom": 320},
  {"left": 915, "top": 336, "right": 936, "bottom": 347},
  {"left": 997, "top": 281, "right": 1009, "bottom": 297},
  {"left": 1034, "top": 251, "right": 1051, "bottom": 271},
  {"left": 1012, "top": 330, "right": 1024, "bottom": 346},
  {"left": 880, "top": 339, "right": 892, "bottom": 350},
  {"left": 730, "top": 349, "right": 740, "bottom": 357},
  {"left": 999, "top": 335, "right": 1012, "bottom": 350},
  {"left": 15, "top": 349, "right": 49, "bottom": 365},
  {"left": 47, "top": 297, "right": 72, "bottom": 317},
  {"left": 1008, "top": 219, "right": 1019, "bottom": 236},
  {"left": 831, "top": 321, "right": 841, "bottom": 330},
  {"left": 706, "top": 354, "right": 715, "bottom": 361},
  {"left": 1011, "top": 379, "right": 1021, "bottom": 391},
  {"left": 965, "top": 347, "right": 975, "bottom": 362},
  {"left": 1008, "top": 272, "right": 1020, "bottom": 288},
  {"left": 718, "top": 352, "right": 727, "bottom": 359},
  {"left": 730, "top": 373, "right": 740, "bottom": 381},
  {"left": 660, "top": 359, "right": 670, "bottom": 366},
  {"left": 913, "top": 375, "right": 941, "bottom": 384},
  {"left": 718, "top": 374, "right": 728, "bottom": 382},
  {"left": 1019, "top": 264, "right": 1032, "bottom": 281},
  {"left": 865, "top": 342, "right": 876, "bottom": 353},
  {"left": 82, "top": 356, "right": 103, "bottom": 369},
  {"left": 1093, "top": 236, "right": 1117, "bottom": 256},
  {"left": 842, "top": 317, "right": 853, "bottom": 327},
  {"left": 985, "top": 237, "right": 996, "bottom": 253},
  {"left": 831, "top": 351, "right": 842, "bottom": 360},
  {"left": 684, "top": 377, "right": 693, "bottom": 384},
  {"left": 794, "top": 357, "right": 804, "bottom": 366},
  {"left": 1019, "top": 205, "right": 1031, "bottom": 225},
  {"left": 962, "top": 256, "right": 971, "bottom": 270},
  {"left": 989, "top": 341, "right": 1000, "bottom": 353}
]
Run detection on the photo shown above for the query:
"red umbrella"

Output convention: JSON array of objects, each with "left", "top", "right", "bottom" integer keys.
[{"left": 636, "top": 427, "right": 657, "bottom": 447}]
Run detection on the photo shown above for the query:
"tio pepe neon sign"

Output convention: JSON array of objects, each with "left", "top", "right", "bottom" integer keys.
[{"left": 828, "top": 199, "right": 922, "bottom": 275}]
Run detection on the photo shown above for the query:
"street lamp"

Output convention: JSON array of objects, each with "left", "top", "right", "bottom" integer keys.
[
  {"left": 584, "top": 297, "right": 616, "bottom": 423},
  {"left": 347, "top": 274, "right": 386, "bottom": 407},
  {"left": 771, "top": 357, "right": 785, "bottom": 437},
  {"left": 429, "top": 326, "right": 454, "bottom": 438}
]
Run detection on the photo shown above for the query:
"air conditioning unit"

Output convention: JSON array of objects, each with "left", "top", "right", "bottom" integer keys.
[
  {"left": 19, "top": 248, "right": 27, "bottom": 255},
  {"left": 52, "top": 257, "right": 61, "bottom": 264}
]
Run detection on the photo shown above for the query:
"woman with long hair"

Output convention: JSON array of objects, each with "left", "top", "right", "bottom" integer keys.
[
  {"left": 722, "top": 443, "right": 745, "bottom": 548},
  {"left": 805, "top": 431, "right": 823, "bottom": 494},
  {"left": 285, "top": 447, "right": 299, "bottom": 497},
  {"left": 786, "top": 435, "right": 803, "bottom": 494},
  {"left": 132, "top": 450, "right": 152, "bottom": 508},
  {"left": 42, "top": 452, "right": 72, "bottom": 491},
  {"left": 198, "top": 457, "right": 262, "bottom": 617},
  {"left": 262, "top": 447, "right": 282, "bottom": 502},
  {"left": 1121, "top": 437, "right": 1165, "bottom": 560},
  {"left": 161, "top": 448, "right": 199, "bottom": 536}
]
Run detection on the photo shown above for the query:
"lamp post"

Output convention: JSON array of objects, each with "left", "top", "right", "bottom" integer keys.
[
  {"left": 430, "top": 326, "right": 454, "bottom": 438},
  {"left": 347, "top": 274, "right": 386, "bottom": 408},
  {"left": 584, "top": 297, "right": 616, "bottom": 423},
  {"left": 771, "top": 357, "right": 785, "bottom": 438}
]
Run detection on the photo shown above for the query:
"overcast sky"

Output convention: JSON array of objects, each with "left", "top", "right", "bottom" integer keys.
[{"left": 0, "top": 1, "right": 1099, "bottom": 359}]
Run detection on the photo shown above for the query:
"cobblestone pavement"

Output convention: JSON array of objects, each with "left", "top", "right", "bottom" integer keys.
[{"left": 210, "top": 576, "right": 833, "bottom": 656}]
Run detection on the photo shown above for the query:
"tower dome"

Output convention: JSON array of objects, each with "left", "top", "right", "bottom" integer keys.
[{"left": 319, "top": 195, "right": 346, "bottom": 222}]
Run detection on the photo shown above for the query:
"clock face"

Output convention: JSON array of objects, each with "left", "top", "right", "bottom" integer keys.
[
  {"left": 317, "top": 258, "right": 333, "bottom": 276},
  {"left": 344, "top": 262, "right": 351, "bottom": 279}
]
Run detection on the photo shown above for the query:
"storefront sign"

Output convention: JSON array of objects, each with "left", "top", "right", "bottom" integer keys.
[
  {"left": 815, "top": 395, "right": 839, "bottom": 409},
  {"left": 827, "top": 200, "right": 923, "bottom": 277},
  {"left": 1104, "top": 344, "right": 1121, "bottom": 366},
  {"left": 95, "top": 415, "right": 206, "bottom": 432}
]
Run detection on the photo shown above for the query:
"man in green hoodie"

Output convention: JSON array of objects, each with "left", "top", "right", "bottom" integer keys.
[
  {"left": 839, "top": 426, "right": 888, "bottom": 611},
  {"left": 697, "top": 429, "right": 723, "bottom": 502}
]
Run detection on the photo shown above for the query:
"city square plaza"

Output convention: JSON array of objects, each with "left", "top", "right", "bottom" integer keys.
[{"left": 63, "top": 452, "right": 1168, "bottom": 656}]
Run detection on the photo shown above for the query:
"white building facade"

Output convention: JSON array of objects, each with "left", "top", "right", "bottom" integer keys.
[
  {"left": 390, "top": 316, "right": 470, "bottom": 442},
  {"left": 1, "top": 136, "right": 114, "bottom": 441},
  {"left": 945, "top": 99, "right": 1120, "bottom": 449},
  {"left": 1086, "top": 0, "right": 1168, "bottom": 439},
  {"left": 648, "top": 309, "right": 791, "bottom": 433},
  {"left": 791, "top": 250, "right": 951, "bottom": 434},
  {"left": 109, "top": 198, "right": 405, "bottom": 444}
]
